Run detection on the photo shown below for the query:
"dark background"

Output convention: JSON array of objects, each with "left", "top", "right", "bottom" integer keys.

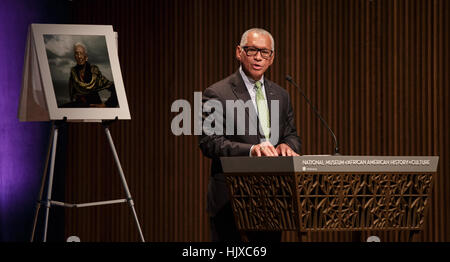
[{"left": 1, "top": 0, "right": 449, "bottom": 242}]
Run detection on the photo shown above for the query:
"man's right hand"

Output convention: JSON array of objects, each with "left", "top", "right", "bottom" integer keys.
[{"left": 251, "top": 141, "right": 279, "bottom": 157}]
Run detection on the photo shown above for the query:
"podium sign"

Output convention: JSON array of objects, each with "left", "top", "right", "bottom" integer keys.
[{"left": 221, "top": 156, "right": 438, "bottom": 234}]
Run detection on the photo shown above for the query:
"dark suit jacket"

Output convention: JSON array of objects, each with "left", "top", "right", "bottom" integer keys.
[{"left": 199, "top": 70, "right": 301, "bottom": 216}]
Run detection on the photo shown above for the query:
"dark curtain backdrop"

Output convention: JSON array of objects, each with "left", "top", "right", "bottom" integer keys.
[{"left": 64, "top": 0, "right": 449, "bottom": 241}]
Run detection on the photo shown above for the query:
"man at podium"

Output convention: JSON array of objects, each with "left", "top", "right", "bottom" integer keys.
[{"left": 199, "top": 28, "right": 302, "bottom": 241}]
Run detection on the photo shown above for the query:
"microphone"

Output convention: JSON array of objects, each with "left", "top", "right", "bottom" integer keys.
[{"left": 286, "top": 75, "right": 340, "bottom": 155}]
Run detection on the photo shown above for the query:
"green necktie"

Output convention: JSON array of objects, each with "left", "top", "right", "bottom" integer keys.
[{"left": 255, "top": 81, "right": 270, "bottom": 141}]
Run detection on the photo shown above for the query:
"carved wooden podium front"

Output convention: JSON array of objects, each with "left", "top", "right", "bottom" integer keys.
[{"left": 221, "top": 156, "right": 439, "bottom": 241}]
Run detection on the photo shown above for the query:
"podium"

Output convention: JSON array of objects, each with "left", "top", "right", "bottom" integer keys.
[{"left": 221, "top": 156, "right": 439, "bottom": 241}]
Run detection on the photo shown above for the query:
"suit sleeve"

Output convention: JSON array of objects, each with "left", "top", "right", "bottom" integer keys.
[
  {"left": 198, "top": 87, "right": 253, "bottom": 158},
  {"left": 278, "top": 94, "right": 302, "bottom": 154}
]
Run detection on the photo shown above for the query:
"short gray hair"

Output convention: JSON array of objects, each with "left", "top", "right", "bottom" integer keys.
[
  {"left": 239, "top": 28, "right": 275, "bottom": 51},
  {"left": 73, "top": 42, "right": 87, "bottom": 54}
]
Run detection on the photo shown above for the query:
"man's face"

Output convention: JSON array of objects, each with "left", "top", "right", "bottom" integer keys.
[
  {"left": 236, "top": 32, "right": 274, "bottom": 81},
  {"left": 74, "top": 46, "right": 88, "bottom": 66}
]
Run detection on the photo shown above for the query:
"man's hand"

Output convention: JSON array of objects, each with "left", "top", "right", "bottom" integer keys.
[
  {"left": 251, "top": 141, "right": 279, "bottom": 157},
  {"left": 276, "top": 143, "right": 299, "bottom": 156}
]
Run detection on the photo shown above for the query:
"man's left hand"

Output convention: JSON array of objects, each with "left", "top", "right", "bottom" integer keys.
[{"left": 276, "top": 143, "right": 299, "bottom": 156}]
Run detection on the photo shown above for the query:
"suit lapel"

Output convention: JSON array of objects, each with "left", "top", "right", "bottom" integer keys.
[
  {"left": 230, "top": 71, "right": 259, "bottom": 141},
  {"left": 230, "top": 71, "right": 281, "bottom": 141},
  {"left": 230, "top": 71, "right": 251, "bottom": 102}
]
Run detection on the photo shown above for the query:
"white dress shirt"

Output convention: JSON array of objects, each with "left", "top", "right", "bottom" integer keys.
[
  {"left": 238, "top": 66, "right": 268, "bottom": 112},
  {"left": 238, "top": 66, "right": 270, "bottom": 156}
]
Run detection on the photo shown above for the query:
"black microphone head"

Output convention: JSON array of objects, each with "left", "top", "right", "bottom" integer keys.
[{"left": 285, "top": 75, "right": 292, "bottom": 82}]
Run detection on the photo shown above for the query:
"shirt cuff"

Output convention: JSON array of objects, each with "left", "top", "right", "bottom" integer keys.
[{"left": 249, "top": 145, "right": 255, "bottom": 156}]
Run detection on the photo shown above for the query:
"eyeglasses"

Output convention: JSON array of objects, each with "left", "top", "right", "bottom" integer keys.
[{"left": 242, "top": 46, "right": 274, "bottom": 59}]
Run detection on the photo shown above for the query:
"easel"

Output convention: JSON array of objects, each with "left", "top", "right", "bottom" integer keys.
[{"left": 30, "top": 117, "right": 145, "bottom": 242}]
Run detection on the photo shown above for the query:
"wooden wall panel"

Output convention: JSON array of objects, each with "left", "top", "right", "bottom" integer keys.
[{"left": 64, "top": 0, "right": 449, "bottom": 242}]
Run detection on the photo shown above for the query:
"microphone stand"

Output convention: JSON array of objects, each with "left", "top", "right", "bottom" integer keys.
[{"left": 286, "top": 75, "right": 340, "bottom": 155}]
